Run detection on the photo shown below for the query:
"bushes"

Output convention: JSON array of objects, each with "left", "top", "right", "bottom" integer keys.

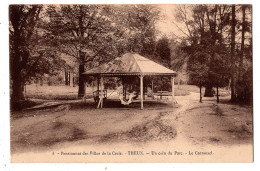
[{"left": 236, "top": 69, "right": 253, "bottom": 104}]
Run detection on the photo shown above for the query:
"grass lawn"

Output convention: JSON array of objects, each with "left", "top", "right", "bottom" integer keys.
[
  {"left": 25, "top": 84, "right": 93, "bottom": 100},
  {"left": 25, "top": 84, "right": 192, "bottom": 100},
  {"left": 177, "top": 84, "right": 230, "bottom": 97}
]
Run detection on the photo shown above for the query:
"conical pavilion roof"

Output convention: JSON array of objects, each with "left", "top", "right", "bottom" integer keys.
[{"left": 83, "top": 53, "right": 177, "bottom": 76}]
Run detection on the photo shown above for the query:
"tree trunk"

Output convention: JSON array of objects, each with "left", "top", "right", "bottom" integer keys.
[
  {"left": 204, "top": 86, "right": 214, "bottom": 97},
  {"left": 40, "top": 79, "right": 43, "bottom": 86},
  {"left": 239, "top": 5, "right": 246, "bottom": 78},
  {"left": 65, "top": 69, "right": 69, "bottom": 85},
  {"left": 237, "top": 5, "right": 246, "bottom": 102},
  {"left": 12, "top": 79, "right": 25, "bottom": 101},
  {"left": 68, "top": 71, "right": 71, "bottom": 86},
  {"left": 11, "top": 78, "right": 25, "bottom": 110},
  {"left": 178, "top": 77, "right": 180, "bottom": 89},
  {"left": 200, "top": 85, "right": 202, "bottom": 103},
  {"left": 77, "top": 10, "right": 87, "bottom": 98},
  {"left": 78, "top": 63, "right": 86, "bottom": 98},
  {"left": 230, "top": 4, "right": 236, "bottom": 102},
  {"left": 69, "top": 72, "right": 74, "bottom": 87},
  {"left": 11, "top": 49, "right": 25, "bottom": 109}
]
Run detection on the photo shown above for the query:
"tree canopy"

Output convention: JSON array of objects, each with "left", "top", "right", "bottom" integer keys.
[
  {"left": 173, "top": 4, "right": 252, "bottom": 103},
  {"left": 9, "top": 5, "right": 67, "bottom": 106}
]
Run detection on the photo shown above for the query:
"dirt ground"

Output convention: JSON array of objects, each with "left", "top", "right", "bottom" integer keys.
[{"left": 10, "top": 91, "right": 253, "bottom": 163}]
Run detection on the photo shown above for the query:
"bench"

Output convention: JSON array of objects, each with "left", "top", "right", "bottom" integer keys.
[
  {"left": 156, "top": 91, "right": 170, "bottom": 101},
  {"left": 93, "top": 90, "right": 107, "bottom": 103}
]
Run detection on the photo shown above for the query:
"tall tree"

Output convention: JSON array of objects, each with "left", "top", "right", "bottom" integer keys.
[
  {"left": 175, "top": 5, "right": 231, "bottom": 98},
  {"left": 239, "top": 5, "right": 246, "bottom": 78},
  {"left": 9, "top": 5, "right": 42, "bottom": 103},
  {"left": 202, "top": 5, "right": 230, "bottom": 97},
  {"left": 230, "top": 5, "right": 236, "bottom": 102},
  {"left": 187, "top": 44, "right": 209, "bottom": 102},
  {"left": 174, "top": 4, "right": 252, "bottom": 103},
  {"left": 235, "top": 5, "right": 252, "bottom": 103},
  {"left": 45, "top": 5, "right": 119, "bottom": 97}
]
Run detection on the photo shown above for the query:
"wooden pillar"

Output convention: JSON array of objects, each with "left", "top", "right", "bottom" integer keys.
[
  {"left": 97, "top": 77, "right": 100, "bottom": 92},
  {"left": 92, "top": 80, "right": 94, "bottom": 93},
  {"left": 124, "top": 84, "right": 126, "bottom": 99},
  {"left": 171, "top": 76, "right": 177, "bottom": 104},
  {"left": 143, "top": 85, "right": 145, "bottom": 100},
  {"left": 140, "top": 75, "right": 144, "bottom": 109},
  {"left": 69, "top": 72, "right": 73, "bottom": 87},
  {"left": 151, "top": 80, "right": 154, "bottom": 99},
  {"left": 97, "top": 76, "right": 104, "bottom": 108},
  {"left": 122, "top": 77, "right": 126, "bottom": 98}
]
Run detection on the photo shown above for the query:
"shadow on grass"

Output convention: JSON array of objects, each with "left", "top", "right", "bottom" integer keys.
[
  {"left": 71, "top": 100, "right": 175, "bottom": 110},
  {"left": 201, "top": 97, "right": 252, "bottom": 108},
  {"left": 11, "top": 100, "right": 43, "bottom": 111}
]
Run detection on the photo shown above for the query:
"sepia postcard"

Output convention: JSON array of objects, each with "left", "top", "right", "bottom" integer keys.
[{"left": 8, "top": 3, "right": 253, "bottom": 163}]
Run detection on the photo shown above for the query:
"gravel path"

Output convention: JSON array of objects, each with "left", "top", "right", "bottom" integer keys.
[{"left": 10, "top": 91, "right": 253, "bottom": 162}]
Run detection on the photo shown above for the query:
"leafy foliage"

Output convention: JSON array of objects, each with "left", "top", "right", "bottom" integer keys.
[
  {"left": 113, "top": 5, "right": 160, "bottom": 57},
  {"left": 186, "top": 44, "right": 209, "bottom": 87},
  {"left": 44, "top": 5, "right": 119, "bottom": 65},
  {"left": 174, "top": 5, "right": 238, "bottom": 100},
  {"left": 9, "top": 5, "right": 67, "bottom": 105},
  {"left": 155, "top": 36, "right": 171, "bottom": 67}
]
